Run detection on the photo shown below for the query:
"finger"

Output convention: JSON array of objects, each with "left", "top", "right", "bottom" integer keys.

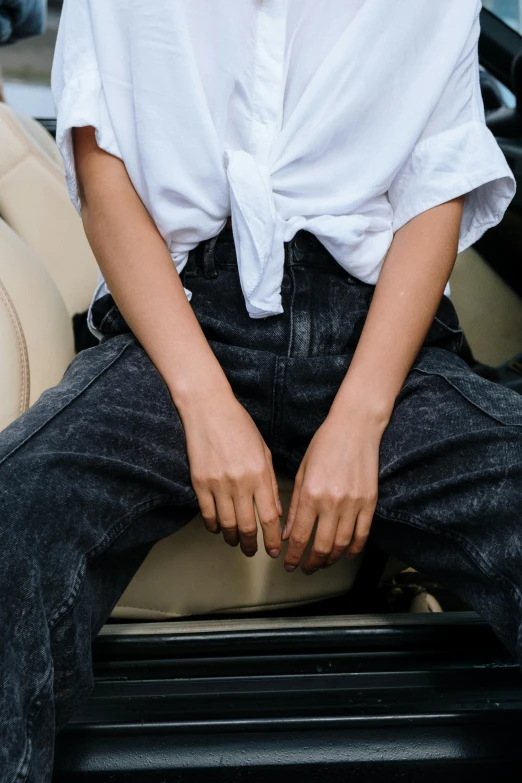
[
  {"left": 282, "top": 469, "right": 303, "bottom": 541},
  {"left": 323, "top": 512, "right": 358, "bottom": 567},
  {"left": 345, "top": 505, "right": 375, "bottom": 559},
  {"left": 233, "top": 491, "right": 259, "bottom": 557},
  {"left": 264, "top": 446, "right": 283, "bottom": 517},
  {"left": 302, "top": 511, "right": 339, "bottom": 574},
  {"left": 214, "top": 494, "right": 238, "bottom": 548},
  {"left": 284, "top": 491, "right": 317, "bottom": 572},
  {"left": 254, "top": 473, "right": 282, "bottom": 558},
  {"left": 197, "top": 488, "right": 221, "bottom": 534}
]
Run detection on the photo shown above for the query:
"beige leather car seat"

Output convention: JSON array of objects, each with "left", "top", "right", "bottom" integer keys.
[
  {"left": 0, "top": 104, "right": 366, "bottom": 618},
  {"left": 0, "top": 217, "right": 75, "bottom": 431},
  {"left": 0, "top": 103, "right": 98, "bottom": 316}
]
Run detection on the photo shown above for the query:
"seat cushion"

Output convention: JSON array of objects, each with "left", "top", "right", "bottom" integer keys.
[{"left": 112, "top": 472, "right": 363, "bottom": 619}]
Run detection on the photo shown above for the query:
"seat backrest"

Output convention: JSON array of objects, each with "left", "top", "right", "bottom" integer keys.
[
  {"left": 0, "top": 217, "right": 74, "bottom": 431},
  {"left": 0, "top": 103, "right": 98, "bottom": 317}
]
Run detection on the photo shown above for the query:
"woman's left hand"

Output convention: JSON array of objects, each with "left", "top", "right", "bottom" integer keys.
[{"left": 282, "top": 403, "right": 387, "bottom": 574}]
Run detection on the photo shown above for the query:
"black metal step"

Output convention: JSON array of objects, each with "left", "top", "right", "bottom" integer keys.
[{"left": 53, "top": 613, "right": 522, "bottom": 781}]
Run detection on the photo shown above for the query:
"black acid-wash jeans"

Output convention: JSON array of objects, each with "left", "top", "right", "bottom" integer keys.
[{"left": 1, "top": 222, "right": 522, "bottom": 781}]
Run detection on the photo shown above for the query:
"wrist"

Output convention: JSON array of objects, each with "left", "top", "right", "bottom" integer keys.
[
  {"left": 167, "top": 365, "right": 234, "bottom": 419},
  {"left": 330, "top": 380, "right": 394, "bottom": 433}
]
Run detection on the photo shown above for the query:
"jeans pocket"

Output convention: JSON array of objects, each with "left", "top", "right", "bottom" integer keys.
[{"left": 412, "top": 348, "right": 522, "bottom": 428}]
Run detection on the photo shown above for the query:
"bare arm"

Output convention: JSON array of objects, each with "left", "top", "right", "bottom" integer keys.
[
  {"left": 283, "top": 195, "right": 465, "bottom": 573},
  {"left": 72, "top": 126, "right": 282, "bottom": 557},
  {"left": 332, "top": 196, "right": 465, "bottom": 422},
  {"left": 74, "top": 128, "right": 228, "bottom": 403}
]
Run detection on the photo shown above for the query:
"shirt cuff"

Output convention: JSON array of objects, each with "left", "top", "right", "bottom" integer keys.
[
  {"left": 388, "top": 119, "right": 517, "bottom": 253},
  {"left": 54, "top": 69, "right": 123, "bottom": 215}
]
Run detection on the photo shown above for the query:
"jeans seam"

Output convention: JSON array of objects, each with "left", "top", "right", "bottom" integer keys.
[
  {"left": 287, "top": 251, "right": 296, "bottom": 358},
  {"left": 268, "top": 356, "right": 279, "bottom": 453},
  {"left": 270, "top": 357, "right": 287, "bottom": 455},
  {"left": 46, "top": 493, "right": 195, "bottom": 631},
  {"left": 374, "top": 501, "right": 522, "bottom": 611},
  {"left": 0, "top": 338, "right": 133, "bottom": 470},
  {"left": 411, "top": 365, "right": 522, "bottom": 428},
  {"left": 13, "top": 660, "right": 54, "bottom": 783}
]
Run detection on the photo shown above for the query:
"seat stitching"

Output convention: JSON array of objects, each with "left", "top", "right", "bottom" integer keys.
[
  {"left": 0, "top": 108, "right": 32, "bottom": 181},
  {"left": 0, "top": 148, "right": 68, "bottom": 190},
  {"left": 0, "top": 150, "right": 28, "bottom": 181},
  {"left": 0, "top": 278, "right": 30, "bottom": 416},
  {"left": 0, "top": 106, "right": 63, "bottom": 184}
]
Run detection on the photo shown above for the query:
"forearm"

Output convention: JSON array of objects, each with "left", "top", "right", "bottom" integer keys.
[
  {"left": 73, "top": 127, "right": 232, "bottom": 416},
  {"left": 330, "top": 195, "right": 465, "bottom": 428}
]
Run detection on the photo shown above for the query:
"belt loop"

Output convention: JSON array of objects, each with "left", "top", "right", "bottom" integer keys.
[
  {"left": 203, "top": 233, "right": 219, "bottom": 279},
  {"left": 292, "top": 230, "right": 307, "bottom": 262},
  {"left": 183, "top": 246, "right": 198, "bottom": 279}
]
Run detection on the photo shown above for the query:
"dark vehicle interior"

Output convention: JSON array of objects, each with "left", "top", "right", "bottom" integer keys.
[{"left": 0, "top": 4, "right": 521, "bottom": 781}]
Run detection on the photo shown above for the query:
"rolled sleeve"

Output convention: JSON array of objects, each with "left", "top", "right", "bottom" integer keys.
[
  {"left": 389, "top": 120, "right": 516, "bottom": 253},
  {"left": 388, "top": 4, "right": 516, "bottom": 251},
  {"left": 50, "top": 0, "right": 122, "bottom": 215}
]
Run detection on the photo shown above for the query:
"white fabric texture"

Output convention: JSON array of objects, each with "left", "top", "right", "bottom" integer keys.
[{"left": 50, "top": 0, "right": 516, "bottom": 335}]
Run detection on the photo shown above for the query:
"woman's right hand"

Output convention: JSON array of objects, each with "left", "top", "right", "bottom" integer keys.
[{"left": 181, "top": 392, "right": 283, "bottom": 559}]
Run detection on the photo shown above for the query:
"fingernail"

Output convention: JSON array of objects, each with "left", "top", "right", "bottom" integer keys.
[
  {"left": 285, "top": 563, "right": 296, "bottom": 572},
  {"left": 277, "top": 501, "right": 283, "bottom": 516},
  {"left": 269, "top": 549, "right": 280, "bottom": 559},
  {"left": 281, "top": 526, "right": 288, "bottom": 540},
  {"left": 346, "top": 552, "right": 356, "bottom": 559},
  {"left": 302, "top": 567, "right": 316, "bottom": 576}
]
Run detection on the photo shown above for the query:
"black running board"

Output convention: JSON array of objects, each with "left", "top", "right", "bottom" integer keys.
[{"left": 53, "top": 612, "right": 522, "bottom": 781}]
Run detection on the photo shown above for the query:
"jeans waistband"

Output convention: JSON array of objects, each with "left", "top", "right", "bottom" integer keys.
[{"left": 187, "top": 224, "right": 348, "bottom": 279}]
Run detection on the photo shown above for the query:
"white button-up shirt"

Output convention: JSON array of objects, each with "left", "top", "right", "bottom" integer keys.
[{"left": 51, "top": 0, "right": 516, "bottom": 335}]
